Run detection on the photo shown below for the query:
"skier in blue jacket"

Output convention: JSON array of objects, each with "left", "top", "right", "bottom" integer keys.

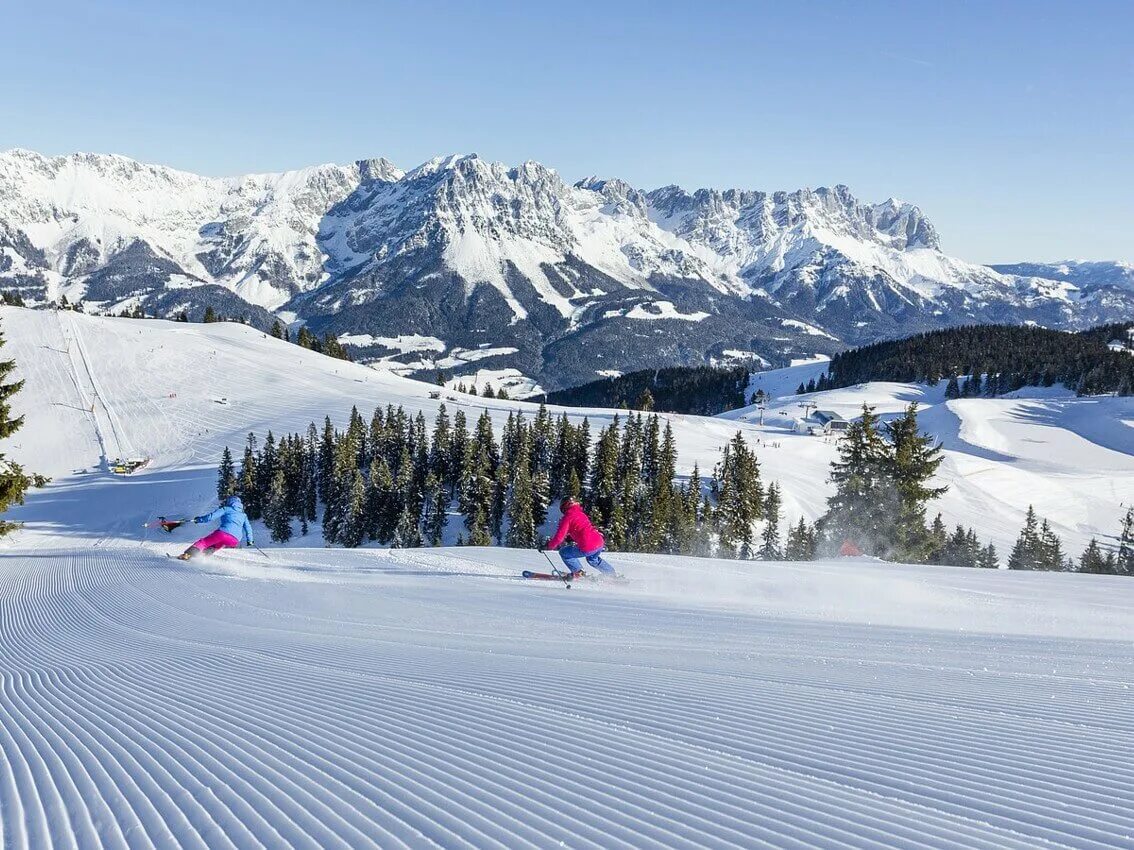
[{"left": 177, "top": 495, "right": 254, "bottom": 560}]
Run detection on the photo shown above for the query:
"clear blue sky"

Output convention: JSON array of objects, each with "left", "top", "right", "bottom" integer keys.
[{"left": 2, "top": 0, "right": 1130, "bottom": 263}]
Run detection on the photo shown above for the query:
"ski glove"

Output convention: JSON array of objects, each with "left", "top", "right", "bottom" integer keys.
[
  {"left": 194, "top": 515, "right": 207, "bottom": 524},
  {"left": 247, "top": 540, "right": 254, "bottom": 547}
]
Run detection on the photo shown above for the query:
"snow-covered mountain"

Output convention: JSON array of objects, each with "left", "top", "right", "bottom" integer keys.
[
  {"left": 991, "top": 260, "right": 1134, "bottom": 289},
  {"left": 1, "top": 148, "right": 1129, "bottom": 390}
]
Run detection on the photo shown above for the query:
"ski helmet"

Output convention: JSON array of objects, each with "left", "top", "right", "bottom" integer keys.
[{"left": 224, "top": 495, "right": 243, "bottom": 510}]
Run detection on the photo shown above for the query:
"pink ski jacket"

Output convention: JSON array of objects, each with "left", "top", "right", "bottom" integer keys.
[{"left": 547, "top": 503, "right": 605, "bottom": 553}]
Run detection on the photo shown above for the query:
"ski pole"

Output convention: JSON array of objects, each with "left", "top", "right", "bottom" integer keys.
[
  {"left": 542, "top": 549, "right": 572, "bottom": 588},
  {"left": 254, "top": 545, "right": 270, "bottom": 560}
]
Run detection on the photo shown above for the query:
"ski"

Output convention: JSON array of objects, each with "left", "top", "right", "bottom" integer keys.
[
  {"left": 522, "top": 569, "right": 628, "bottom": 585},
  {"left": 146, "top": 517, "right": 188, "bottom": 533},
  {"left": 522, "top": 569, "right": 583, "bottom": 582}
]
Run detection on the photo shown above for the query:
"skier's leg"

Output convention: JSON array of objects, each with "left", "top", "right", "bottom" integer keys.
[
  {"left": 177, "top": 546, "right": 201, "bottom": 561},
  {"left": 209, "top": 530, "right": 241, "bottom": 551},
  {"left": 193, "top": 530, "right": 239, "bottom": 555},
  {"left": 558, "top": 544, "right": 587, "bottom": 574},
  {"left": 583, "top": 547, "right": 616, "bottom": 575}
]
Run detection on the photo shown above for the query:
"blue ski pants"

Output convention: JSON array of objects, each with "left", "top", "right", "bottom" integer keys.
[{"left": 559, "top": 544, "right": 615, "bottom": 575}]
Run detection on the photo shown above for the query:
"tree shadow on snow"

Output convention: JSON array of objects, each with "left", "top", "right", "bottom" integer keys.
[
  {"left": 1005, "top": 397, "right": 1134, "bottom": 457},
  {"left": 8, "top": 466, "right": 216, "bottom": 543}
]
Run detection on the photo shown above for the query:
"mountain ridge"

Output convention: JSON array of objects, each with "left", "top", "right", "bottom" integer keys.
[{"left": 2, "top": 147, "right": 1131, "bottom": 391}]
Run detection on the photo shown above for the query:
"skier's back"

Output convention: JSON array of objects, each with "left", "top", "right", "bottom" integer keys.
[
  {"left": 177, "top": 495, "right": 254, "bottom": 560},
  {"left": 543, "top": 497, "right": 617, "bottom": 577}
]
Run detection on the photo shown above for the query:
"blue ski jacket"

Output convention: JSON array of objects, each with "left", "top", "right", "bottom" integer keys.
[{"left": 196, "top": 496, "right": 254, "bottom": 545}]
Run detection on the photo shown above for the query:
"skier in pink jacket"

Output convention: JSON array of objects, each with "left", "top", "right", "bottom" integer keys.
[{"left": 542, "top": 497, "right": 617, "bottom": 577}]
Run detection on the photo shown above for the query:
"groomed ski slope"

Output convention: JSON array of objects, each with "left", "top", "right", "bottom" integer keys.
[{"left": 1, "top": 307, "right": 1133, "bottom": 849}]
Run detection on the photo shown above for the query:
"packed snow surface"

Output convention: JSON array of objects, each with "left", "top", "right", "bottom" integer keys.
[{"left": 1, "top": 308, "right": 1132, "bottom": 849}]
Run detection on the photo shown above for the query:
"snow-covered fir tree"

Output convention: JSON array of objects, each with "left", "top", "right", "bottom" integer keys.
[
  {"left": 758, "top": 481, "right": 782, "bottom": 560},
  {"left": 216, "top": 446, "right": 237, "bottom": 501},
  {"left": 263, "top": 467, "right": 292, "bottom": 544}
]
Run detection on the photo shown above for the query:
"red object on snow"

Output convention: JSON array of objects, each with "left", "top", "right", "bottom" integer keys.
[{"left": 839, "top": 539, "right": 863, "bottom": 557}]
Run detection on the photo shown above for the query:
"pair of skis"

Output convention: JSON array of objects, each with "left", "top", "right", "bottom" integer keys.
[
  {"left": 522, "top": 568, "right": 584, "bottom": 585},
  {"left": 522, "top": 550, "right": 582, "bottom": 588}
]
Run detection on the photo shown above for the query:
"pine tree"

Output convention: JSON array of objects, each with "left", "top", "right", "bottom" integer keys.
[
  {"left": 784, "top": 517, "right": 815, "bottom": 561},
  {"left": 450, "top": 410, "right": 469, "bottom": 497},
  {"left": 977, "top": 542, "right": 999, "bottom": 569},
  {"left": 682, "top": 463, "right": 710, "bottom": 556},
  {"left": 430, "top": 404, "right": 451, "bottom": 489},
  {"left": 462, "top": 447, "right": 495, "bottom": 547},
  {"left": 884, "top": 403, "right": 947, "bottom": 562},
  {"left": 490, "top": 463, "right": 507, "bottom": 545},
  {"left": 203, "top": 306, "right": 218, "bottom": 323},
  {"left": 320, "top": 333, "right": 352, "bottom": 361},
  {"left": 565, "top": 467, "right": 583, "bottom": 501},
  {"left": 713, "top": 432, "right": 763, "bottom": 558},
  {"left": 369, "top": 458, "right": 397, "bottom": 543},
  {"left": 532, "top": 465, "right": 550, "bottom": 529},
  {"left": 505, "top": 441, "right": 537, "bottom": 548},
  {"left": 256, "top": 431, "right": 278, "bottom": 508},
  {"left": 423, "top": 473, "right": 447, "bottom": 546},
  {"left": 588, "top": 422, "right": 620, "bottom": 521},
  {"left": 1079, "top": 538, "right": 1109, "bottom": 574},
  {"left": 944, "top": 376, "right": 961, "bottom": 399},
  {"left": 301, "top": 424, "right": 318, "bottom": 531},
  {"left": 237, "top": 434, "right": 261, "bottom": 520},
  {"left": 392, "top": 467, "right": 423, "bottom": 548},
  {"left": 929, "top": 513, "right": 948, "bottom": 561},
  {"left": 0, "top": 319, "right": 43, "bottom": 536},
  {"left": 1008, "top": 506, "right": 1043, "bottom": 570},
  {"left": 216, "top": 446, "right": 237, "bottom": 500},
  {"left": 322, "top": 438, "right": 358, "bottom": 545},
  {"left": 821, "top": 404, "right": 890, "bottom": 556},
  {"left": 263, "top": 467, "right": 293, "bottom": 543},
  {"left": 318, "top": 417, "right": 335, "bottom": 504},
  {"left": 1117, "top": 507, "right": 1134, "bottom": 577},
  {"left": 1039, "top": 519, "right": 1067, "bottom": 571},
  {"left": 758, "top": 481, "right": 782, "bottom": 560},
  {"left": 339, "top": 469, "right": 367, "bottom": 548},
  {"left": 938, "top": 525, "right": 981, "bottom": 567}
]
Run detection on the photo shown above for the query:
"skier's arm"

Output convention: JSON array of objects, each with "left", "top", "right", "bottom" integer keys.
[
  {"left": 195, "top": 507, "right": 223, "bottom": 524},
  {"left": 546, "top": 515, "right": 570, "bottom": 550},
  {"left": 243, "top": 516, "right": 254, "bottom": 546}
]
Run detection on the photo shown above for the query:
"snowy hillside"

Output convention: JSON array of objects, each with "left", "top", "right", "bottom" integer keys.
[
  {"left": 4, "top": 308, "right": 1130, "bottom": 555},
  {"left": 3, "top": 148, "right": 1131, "bottom": 390},
  {"left": 730, "top": 359, "right": 1134, "bottom": 555},
  {"left": 2, "top": 307, "right": 1133, "bottom": 848}
]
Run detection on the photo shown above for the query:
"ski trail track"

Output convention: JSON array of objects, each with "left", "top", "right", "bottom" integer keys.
[
  {"left": 0, "top": 546, "right": 1131, "bottom": 849},
  {"left": 59, "top": 311, "right": 132, "bottom": 467}
]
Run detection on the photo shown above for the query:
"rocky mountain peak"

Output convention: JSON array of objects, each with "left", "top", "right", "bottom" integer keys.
[{"left": 0, "top": 147, "right": 1129, "bottom": 392}]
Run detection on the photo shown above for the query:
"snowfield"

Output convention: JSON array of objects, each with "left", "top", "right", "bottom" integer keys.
[{"left": 1, "top": 307, "right": 1132, "bottom": 849}]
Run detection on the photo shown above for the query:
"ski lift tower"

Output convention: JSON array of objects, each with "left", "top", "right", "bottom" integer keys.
[
  {"left": 798, "top": 400, "right": 817, "bottom": 421},
  {"left": 756, "top": 398, "right": 768, "bottom": 426}
]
